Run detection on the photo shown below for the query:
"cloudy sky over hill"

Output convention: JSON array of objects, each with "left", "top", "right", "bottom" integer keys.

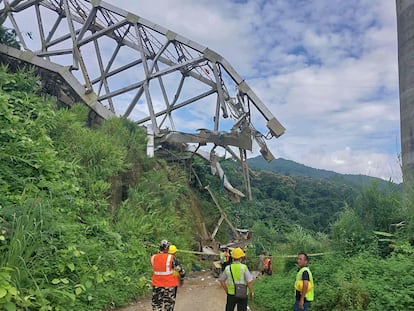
[{"left": 105, "top": 0, "right": 401, "bottom": 182}]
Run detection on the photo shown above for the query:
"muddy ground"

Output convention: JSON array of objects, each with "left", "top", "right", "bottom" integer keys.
[{"left": 117, "top": 270, "right": 258, "bottom": 311}]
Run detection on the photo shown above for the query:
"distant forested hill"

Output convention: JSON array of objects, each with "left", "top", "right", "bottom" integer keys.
[
  {"left": 247, "top": 156, "right": 401, "bottom": 190},
  {"left": 208, "top": 156, "right": 402, "bottom": 233}
]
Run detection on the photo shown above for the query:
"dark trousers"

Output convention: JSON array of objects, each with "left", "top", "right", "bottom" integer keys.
[
  {"left": 293, "top": 300, "right": 310, "bottom": 311},
  {"left": 225, "top": 294, "right": 248, "bottom": 311}
]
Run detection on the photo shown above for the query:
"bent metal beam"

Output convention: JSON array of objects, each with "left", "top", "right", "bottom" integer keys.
[{"left": 0, "top": 0, "right": 285, "bottom": 198}]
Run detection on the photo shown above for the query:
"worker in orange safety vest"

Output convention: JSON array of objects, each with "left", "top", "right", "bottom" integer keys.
[
  {"left": 263, "top": 255, "right": 272, "bottom": 276},
  {"left": 151, "top": 239, "right": 179, "bottom": 311}
]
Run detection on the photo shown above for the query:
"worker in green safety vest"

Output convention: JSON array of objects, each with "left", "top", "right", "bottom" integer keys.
[
  {"left": 219, "top": 247, "right": 254, "bottom": 311},
  {"left": 294, "top": 253, "right": 314, "bottom": 311}
]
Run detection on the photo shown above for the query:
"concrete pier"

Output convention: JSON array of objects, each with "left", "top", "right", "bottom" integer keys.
[{"left": 397, "top": 0, "right": 414, "bottom": 182}]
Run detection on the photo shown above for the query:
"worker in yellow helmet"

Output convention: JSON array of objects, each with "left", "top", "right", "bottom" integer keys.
[
  {"left": 294, "top": 253, "right": 314, "bottom": 311},
  {"left": 169, "top": 244, "right": 177, "bottom": 254},
  {"left": 218, "top": 247, "right": 254, "bottom": 311},
  {"left": 168, "top": 244, "right": 186, "bottom": 291}
]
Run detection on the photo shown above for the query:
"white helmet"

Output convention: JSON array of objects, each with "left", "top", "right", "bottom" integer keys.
[{"left": 159, "top": 239, "right": 170, "bottom": 250}]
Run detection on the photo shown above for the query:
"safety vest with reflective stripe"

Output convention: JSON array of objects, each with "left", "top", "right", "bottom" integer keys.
[
  {"left": 224, "top": 263, "right": 248, "bottom": 295},
  {"left": 151, "top": 253, "right": 178, "bottom": 287},
  {"left": 295, "top": 266, "right": 314, "bottom": 301}
]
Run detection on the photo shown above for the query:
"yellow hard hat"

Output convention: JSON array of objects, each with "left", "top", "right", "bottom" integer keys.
[
  {"left": 169, "top": 244, "right": 177, "bottom": 254},
  {"left": 295, "top": 280, "right": 313, "bottom": 292},
  {"left": 231, "top": 247, "right": 245, "bottom": 259}
]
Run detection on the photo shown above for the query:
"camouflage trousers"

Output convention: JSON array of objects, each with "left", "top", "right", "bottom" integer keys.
[{"left": 152, "top": 286, "right": 177, "bottom": 311}]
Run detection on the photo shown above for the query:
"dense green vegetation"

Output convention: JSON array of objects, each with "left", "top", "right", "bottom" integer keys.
[
  {"left": 216, "top": 157, "right": 414, "bottom": 310},
  {"left": 0, "top": 58, "right": 413, "bottom": 310},
  {"left": 243, "top": 161, "right": 412, "bottom": 310},
  {"left": 220, "top": 159, "right": 359, "bottom": 233},
  {"left": 0, "top": 66, "right": 198, "bottom": 310},
  {"left": 252, "top": 252, "right": 414, "bottom": 311}
]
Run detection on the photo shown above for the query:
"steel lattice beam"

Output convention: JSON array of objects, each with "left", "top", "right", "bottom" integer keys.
[{"left": 0, "top": 0, "right": 286, "bottom": 198}]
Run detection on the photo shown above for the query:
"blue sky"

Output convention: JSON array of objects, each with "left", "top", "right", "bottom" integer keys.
[{"left": 106, "top": 0, "right": 400, "bottom": 182}]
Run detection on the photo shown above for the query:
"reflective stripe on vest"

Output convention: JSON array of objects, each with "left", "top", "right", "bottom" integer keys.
[
  {"left": 224, "top": 263, "right": 247, "bottom": 295},
  {"left": 152, "top": 253, "right": 173, "bottom": 275},
  {"left": 151, "top": 253, "right": 178, "bottom": 287},
  {"left": 295, "top": 266, "right": 314, "bottom": 302}
]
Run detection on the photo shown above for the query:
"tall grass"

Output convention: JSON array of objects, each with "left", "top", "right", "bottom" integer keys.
[{"left": 1, "top": 199, "right": 44, "bottom": 286}]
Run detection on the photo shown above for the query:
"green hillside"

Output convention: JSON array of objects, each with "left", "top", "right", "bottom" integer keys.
[
  {"left": 0, "top": 66, "right": 203, "bottom": 310},
  {"left": 218, "top": 159, "right": 359, "bottom": 233}
]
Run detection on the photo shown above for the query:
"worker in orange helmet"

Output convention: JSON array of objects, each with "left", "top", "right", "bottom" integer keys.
[{"left": 150, "top": 240, "right": 179, "bottom": 310}]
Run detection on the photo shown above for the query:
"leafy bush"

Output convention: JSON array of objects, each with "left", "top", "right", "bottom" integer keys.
[
  {"left": 252, "top": 253, "right": 414, "bottom": 311},
  {"left": 0, "top": 66, "right": 197, "bottom": 310},
  {"left": 331, "top": 207, "right": 375, "bottom": 256}
]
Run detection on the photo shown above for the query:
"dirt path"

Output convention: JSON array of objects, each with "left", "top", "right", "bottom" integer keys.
[{"left": 118, "top": 270, "right": 257, "bottom": 311}]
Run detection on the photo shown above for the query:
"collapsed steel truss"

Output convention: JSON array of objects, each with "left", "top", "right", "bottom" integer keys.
[{"left": 0, "top": 0, "right": 285, "bottom": 198}]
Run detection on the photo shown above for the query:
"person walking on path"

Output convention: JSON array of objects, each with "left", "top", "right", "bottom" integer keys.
[
  {"left": 168, "top": 245, "right": 186, "bottom": 291},
  {"left": 294, "top": 253, "right": 314, "bottom": 311},
  {"left": 219, "top": 247, "right": 254, "bottom": 311},
  {"left": 258, "top": 251, "right": 266, "bottom": 275},
  {"left": 150, "top": 239, "right": 180, "bottom": 311}
]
